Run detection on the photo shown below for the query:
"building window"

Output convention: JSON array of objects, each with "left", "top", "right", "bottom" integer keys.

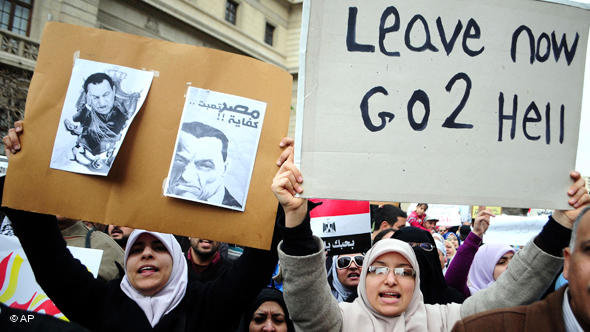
[
  {"left": 225, "top": 0, "right": 238, "bottom": 25},
  {"left": 0, "top": 0, "right": 33, "bottom": 36},
  {"left": 264, "top": 22, "right": 275, "bottom": 46}
]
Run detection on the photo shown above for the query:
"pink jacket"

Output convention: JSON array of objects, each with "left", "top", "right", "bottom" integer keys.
[{"left": 407, "top": 211, "right": 427, "bottom": 230}]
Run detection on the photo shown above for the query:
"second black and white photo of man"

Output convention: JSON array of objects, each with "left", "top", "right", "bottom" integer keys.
[
  {"left": 167, "top": 121, "right": 241, "bottom": 208},
  {"left": 164, "top": 87, "right": 267, "bottom": 211}
]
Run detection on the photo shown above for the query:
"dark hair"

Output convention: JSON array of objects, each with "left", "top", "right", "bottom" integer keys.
[
  {"left": 417, "top": 203, "right": 429, "bottom": 210},
  {"left": 238, "top": 287, "right": 295, "bottom": 332},
  {"left": 373, "top": 204, "right": 407, "bottom": 230},
  {"left": 459, "top": 225, "right": 471, "bottom": 240},
  {"left": 370, "top": 204, "right": 380, "bottom": 230},
  {"left": 181, "top": 121, "right": 229, "bottom": 161},
  {"left": 372, "top": 228, "right": 397, "bottom": 244},
  {"left": 83, "top": 73, "right": 115, "bottom": 93}
]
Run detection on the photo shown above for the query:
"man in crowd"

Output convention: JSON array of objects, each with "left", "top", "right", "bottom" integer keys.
[
  {"left": 166, "top": 121, "right": 241, "bottom": 208},
  {"left": 107, "top": 224, "right": 134, "bottom": 249},
  {"left": 452, "top": 206, "right": 590, "bottom": 331},
  {"left": 423, "top": 215, "right": 439, "bottom": 232},
  {"left": 370, "top": 204, "right": 407, "bottom": 240},
  {"left": 187, "top": 237, "right": 233, "bottom": 282},
  {"left": 59, "top": 216, "right": 125, "bottom": 281}
]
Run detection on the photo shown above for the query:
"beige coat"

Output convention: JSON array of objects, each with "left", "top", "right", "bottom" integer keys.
[
  {"left": 279, "top": 236, "right": 563, "bottom": 332},
  {"left": 61, "top": 221, "right": 124, "bottom": 281}
]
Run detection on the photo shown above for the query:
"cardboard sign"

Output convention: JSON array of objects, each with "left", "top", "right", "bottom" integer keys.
[
  {"left": 310, "top": 199, "right": 371, "bottom": 255},
  {"left": 0, "top": 235, "right": 103, "bottom": 319},
  {"left": 296, "top": 0, "right": 589, "bottom": 209},
  {"left": 1, "top": 23, "right": 292, "bottom": 250}
]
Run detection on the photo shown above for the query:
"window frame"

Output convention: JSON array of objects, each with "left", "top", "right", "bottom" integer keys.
[
  {"left": 225, "top": 0, "right": 238, "bottom": 25},
  {"left": 264, "top": 21, "right": 275, "bottom": 46},
  {"left": 0, "top": 0, "right": 34, "bottom": 36}
]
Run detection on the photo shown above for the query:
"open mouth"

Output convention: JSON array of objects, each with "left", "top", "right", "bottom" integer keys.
[
  {"left": 347, "top": 273, "right": 360, "bottom": 279},
  {"left": 138, "top": 265, "right": 159, "bottom": 276},
  {"left": 199, "top": 240, "right": 213, "bottom": 249},
  {"left": 379, "top": 291, "right": 401, "bottom": 304}
]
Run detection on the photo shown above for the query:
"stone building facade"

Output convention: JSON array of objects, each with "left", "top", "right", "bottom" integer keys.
[{"left": 0, "top": 0, "right": 302, "bottom": 154}]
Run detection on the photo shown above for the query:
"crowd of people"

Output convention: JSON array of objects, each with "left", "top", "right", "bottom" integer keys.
[{"left": 1, "top": 123, "right": 589, "bottom": 331}]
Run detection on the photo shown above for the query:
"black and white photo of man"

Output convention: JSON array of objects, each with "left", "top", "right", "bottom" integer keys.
[
  {"left": 50, "top": 58, "right": 153, "bottom": 176},
  {"left": 64, "top": 73, "right": 126, "bottom": 169},
  {"left": 167, "top": 121, "right": 242, "bottom": 208}
]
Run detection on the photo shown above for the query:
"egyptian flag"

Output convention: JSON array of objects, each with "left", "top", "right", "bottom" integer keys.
[{"left": 310, "top": 199, "right": 371, "bottom": 255}]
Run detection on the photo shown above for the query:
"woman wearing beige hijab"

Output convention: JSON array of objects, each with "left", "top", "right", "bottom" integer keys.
[{"left": 271, "top": 145, "right": 590, "bottom": 331}]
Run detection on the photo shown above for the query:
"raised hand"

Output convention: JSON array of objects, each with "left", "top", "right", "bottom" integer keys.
[
  {"left": 271, "top": 138, "right": 307, "bottom": 228},
  {"left": 472, "top": 209, "right": 494, "bottom": 238},
  {"left": 552, "top": 171, "right": 590, "bottom": 229},
  {"left": 276, "top": 137, "right": 294, "bottom": 167},
  {"left": 2, "top": 120, "right": 23, "bottom": 157}
]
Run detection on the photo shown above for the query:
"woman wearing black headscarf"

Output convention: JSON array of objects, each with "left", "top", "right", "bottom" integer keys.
[
  {"left": 238, "top": 287, "right": 295, "bottom": 332},
  {"left": 391, "top": 227, "right": 465, "bottom": 304}
]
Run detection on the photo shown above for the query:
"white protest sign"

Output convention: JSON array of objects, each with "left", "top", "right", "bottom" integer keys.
[
  {"left": 575, "top": 39, "right": 590, "bottom": 176},
  {"left": 484, "top": 215, "right": 547, "bottom": 246},
  {"left": 0, "top": 235, "right": 102, "bottom": 318},
  {"left": 296, "top": 0, "right": 590, "bottom": 209}
]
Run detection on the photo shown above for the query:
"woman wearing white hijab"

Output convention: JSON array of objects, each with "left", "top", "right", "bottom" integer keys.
[
  {"left": 6, "top": 208, "right": 278, "bottom": 331},
  {"left": 120, "top": 229, "right": 188, "bottom": 327},
  {"left": 271, "top": 148, "right": 590, "bottom": 331}
]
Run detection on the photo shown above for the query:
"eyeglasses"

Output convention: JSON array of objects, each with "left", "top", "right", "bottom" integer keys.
[
  {"left": 367, "top": 266, "right": 416, "bottom": 278},
  {"left": 336, "top": 255, "right": 364, "bottom": 269},
  {"left": 408, "top": 242, "right": 434, "bottom": 251}
]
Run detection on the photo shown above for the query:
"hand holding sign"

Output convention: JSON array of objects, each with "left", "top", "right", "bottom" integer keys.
[
  {"left": 276, "top": 137, "right": 295, "bottom": 166},
  {"left": 271, "top": 139, "right": 307, "bottom": 228},
  {"left": 2, "top": 120, "right": 23, "bottom": 157},
  {"left": 551, "top": 172, "right": 590, "bottom": 230}
]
